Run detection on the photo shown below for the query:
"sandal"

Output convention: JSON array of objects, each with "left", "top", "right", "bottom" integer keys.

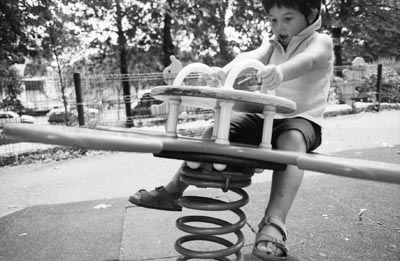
[
  {"left": 128, "top": 186, "right": 182, "bottom": 211},
  {"left": 252, "top": 216, "right": 288, "bottom": 260}
]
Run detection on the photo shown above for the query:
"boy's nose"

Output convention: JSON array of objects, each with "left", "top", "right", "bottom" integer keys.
[
  {"left": 277, "top": 22, "right": 284, "bottom": 33},
  {"left": 275, "top": 22, "right": 284, "bottom": 33}
]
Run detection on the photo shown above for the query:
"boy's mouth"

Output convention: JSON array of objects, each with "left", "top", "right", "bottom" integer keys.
[
  {"left": 277, "top": 34, "right": 290, "bottom": 46},
  {"left": 278, "top": 34, "right": 289, "bottom": 42}
]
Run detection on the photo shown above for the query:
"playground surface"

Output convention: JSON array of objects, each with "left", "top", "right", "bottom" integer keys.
[{"left": 0, "top": 110, "right": 399, "bottom": 260}]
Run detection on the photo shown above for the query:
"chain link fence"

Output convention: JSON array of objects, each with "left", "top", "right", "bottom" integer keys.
[{"left": 1, "top": 64, "right": 399, "bottom": 165}]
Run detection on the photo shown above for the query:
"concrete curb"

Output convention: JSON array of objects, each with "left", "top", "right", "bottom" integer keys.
[{"left": 323, "top": 102, "right": 400, "bottom": 117}]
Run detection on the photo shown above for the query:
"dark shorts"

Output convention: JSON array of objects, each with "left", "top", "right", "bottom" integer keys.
[{"left": 228, "top": 113, "right": 322, "bottom": 152}]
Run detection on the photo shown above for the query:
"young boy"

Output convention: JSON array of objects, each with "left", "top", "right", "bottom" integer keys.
[{"left": 129, "top": 0, "right": 333, "bottom": 259}]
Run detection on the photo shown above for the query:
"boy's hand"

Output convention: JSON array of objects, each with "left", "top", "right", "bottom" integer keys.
[
  {"left": 257, "top": 65, "right": 284, "bottom": 92},
  {"left": 204, "top": 67, "right": 227, "bottom": 87}
]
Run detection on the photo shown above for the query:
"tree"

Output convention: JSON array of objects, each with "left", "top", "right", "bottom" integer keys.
[
  {"left": 169, "top": 1, "right": 235, "bottom": 66},
  {"left": 115, "top": 0, "right": 133, "bottom": 127},
  {"left": 200, "top": 1, "right": 233, "bottom": 66},
  {"left": 69, "top": 0, "right": 166, "bottom": 74},
  {"left": 163, "top": 0, "right": 175, "bottom": 67},
  {"left": 3, "top": 0, "right": 399, "bottom": 84},
  {"left": 229, "top": 0, "right": 267, "bottom": 51},
  {"left": 40, "top": 1, "right": 86, "bottom": 124},
  {"left": 0, "top": 70, "right": 23, "bottom": 111},
  {"left": 322, "top": 0, "right": 400, "bottom": 65},
  {"left": 0, "top": 0, "right": 51, "bottom": 111},
  {"left": 0, "top": 0, "right": 51, "bottom": 75},
  {"left": 71, "top": 0, "right": 168, "bottom": 126}
]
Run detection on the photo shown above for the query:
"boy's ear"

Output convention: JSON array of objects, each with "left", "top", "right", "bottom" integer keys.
[{"left": 308, "top": 8, "right": 319, "bottom": 24}]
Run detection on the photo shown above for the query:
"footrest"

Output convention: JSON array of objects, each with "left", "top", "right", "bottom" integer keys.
[{"left": 179, "top": 166, "right": 252, "bottom": 192}]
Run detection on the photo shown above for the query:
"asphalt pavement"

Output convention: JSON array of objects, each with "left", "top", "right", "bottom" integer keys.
[{"left": 0, "top": 110, "right": 400, "bottom": 261}]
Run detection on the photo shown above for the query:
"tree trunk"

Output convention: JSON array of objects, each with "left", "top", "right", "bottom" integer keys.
[
  {"left": 331, "top": 26, "right": 343, "bottom": 76},
  {"left": 116, "top": 0, "right": 133, "bottom": 127},
  {"left": 51, "top": 30, "right": 69, "bottom": 124},
  {"left": 215, "top": 2, "right": 233, "bottom": 66},
  {"left": 163, "top": 0, "right": 175, "bottom": 67}
]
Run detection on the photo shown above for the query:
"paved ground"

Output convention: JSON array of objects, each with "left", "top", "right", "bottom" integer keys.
[{"left": 0, "top": 110, "right": 399, "bottom": 260}]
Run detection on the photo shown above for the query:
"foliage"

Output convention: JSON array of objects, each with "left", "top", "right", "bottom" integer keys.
[
  {"left": 1, "top": 147, "right": 90, "bottom": 167},
  {"left": 0, "top": 69, "right": 23, "bottom": 111},
  {"left": 0, "top": 0, "right": 52, "bottom": 73},
  {"left": 353, "top": 65, "right": 400, "bottom": 103},
  {"left": 229, "top": 0, "right": 267, "bottom": 51},
  {"left": 67, "top": 0, "right": 166, "bottom": 75},
  {"left": 322, "top": 0, "right": 400, "bottom": 64},
  {"left": 171, "top": 0, "right": 267, "bottom": 66},
  {"left": 172, "top": 1, "right": 233, "bottom": 66},
  {"left": 1, "top": 0, "right": 400, "bottom": 76}
]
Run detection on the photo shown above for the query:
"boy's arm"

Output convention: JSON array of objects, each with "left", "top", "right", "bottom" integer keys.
[
  {"left": 220, "top": 39, "right": 273, "bottom": 75},
  {"left": 214, "top": 34, "right": 332, "bottom": 87},
  {"left": 258, "top": 34, "right": 333, "bottom": 91},
  {"left": 209, "top": 40, "right": 272, "bottom": 85},
  {"left": 279, "top": 34, "right": 333, "bottom": 81}
]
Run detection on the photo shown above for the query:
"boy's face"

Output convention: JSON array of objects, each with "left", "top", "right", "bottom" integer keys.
[{"left": 268, "top": 6, "right": 308, "bottom": 48}]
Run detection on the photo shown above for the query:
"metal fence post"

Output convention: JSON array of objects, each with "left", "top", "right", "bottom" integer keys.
[
  {"left": 376, "top": 64, "right": 382, "bottom": 112},
  {"left": 73, "top": 73, "right": 85, "bottom": 126}
]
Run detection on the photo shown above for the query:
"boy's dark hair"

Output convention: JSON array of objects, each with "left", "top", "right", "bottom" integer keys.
[{"left": 261, "top": 0, "right": 321, "bottom": 22}]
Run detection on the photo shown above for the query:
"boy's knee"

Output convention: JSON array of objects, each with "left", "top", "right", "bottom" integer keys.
[{"left": 276, "top": 130, "right": 307, "bottom": 152}]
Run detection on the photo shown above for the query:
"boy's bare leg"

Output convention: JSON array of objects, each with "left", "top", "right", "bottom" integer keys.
[
  {"left": 164, "top": 126, "right": 214, "bottom": 193},
  {"left": 256, "top": 130, "right": 306, "bottom": 256},
  {"left": 137, "top": 126, "right": 213, "bottom": 197},
  {"left": 163, "top": 162, "right": 189, "bottom": 193}
]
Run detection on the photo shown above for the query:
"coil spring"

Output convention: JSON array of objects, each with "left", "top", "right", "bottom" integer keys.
[{"left": 174, "top": 165, "right": 254, "bottom": 260}]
